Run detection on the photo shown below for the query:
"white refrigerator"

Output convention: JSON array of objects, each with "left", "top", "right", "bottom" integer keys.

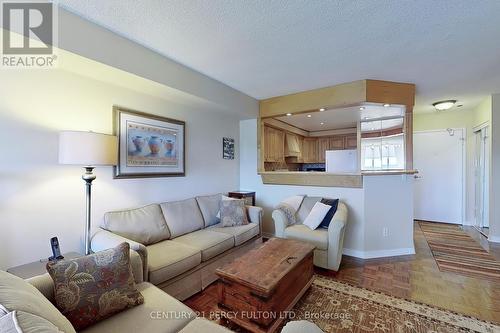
[{"left": 325, "top": 149, "right": 358, "bottom": 173}]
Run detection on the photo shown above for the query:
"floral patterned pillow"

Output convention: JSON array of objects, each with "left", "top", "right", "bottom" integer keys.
[
  {"left": 220, "top": 198, "right": 249, "bottom": 227},
  {"left": 46, "top": 243, "right": 144, "bottom": 330}
]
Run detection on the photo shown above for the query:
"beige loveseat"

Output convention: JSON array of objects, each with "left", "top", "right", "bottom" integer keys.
[
  {"left": 0, "top": 251, "right": 232, "bottom": 333},
  {"left": 272, "top": 196, "right": 348, "bottom": 271},
  {"left": 91, "top": 194, "right": 263, "bottom": 300}
]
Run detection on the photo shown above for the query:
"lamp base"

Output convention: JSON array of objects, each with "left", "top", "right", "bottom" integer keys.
[{"left": 82, "top": 167, "right": 96, "bottom": 255}]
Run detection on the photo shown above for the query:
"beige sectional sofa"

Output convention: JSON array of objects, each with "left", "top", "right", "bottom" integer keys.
[
  {"left": 0, "top": 250, "right": 232, "bottom": 333},
  {"left": 91, "top": 193, "right": 263, "bottom": 300}
]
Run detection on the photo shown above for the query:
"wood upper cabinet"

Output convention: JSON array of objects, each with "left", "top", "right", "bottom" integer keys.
[
  {"left": 264, "top": 125, "right": 285, "bottom": 162},
  {"left": 317, "top": 137, "right": 330, "bottom": 163},
  {"left": 344, "top": 134, "right": 358, "bottom": 149},
  {"left": 302, "top": 138, "right": 318, "bottom": 163},
  {"left": 329, "top": 136, "right": 345, "bottom": 150}
]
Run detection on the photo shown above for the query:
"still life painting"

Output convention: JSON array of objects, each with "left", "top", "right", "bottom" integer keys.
[{"left": 114, "top": 107, "right": 185, "bottom": 178}]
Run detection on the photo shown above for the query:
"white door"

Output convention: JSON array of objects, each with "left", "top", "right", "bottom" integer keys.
[
  {"left": 474, "top": 126, "right": 489, "bottom": 230},
  {"left": 414, "top": 129, "right": 464, "bottom": 224}
]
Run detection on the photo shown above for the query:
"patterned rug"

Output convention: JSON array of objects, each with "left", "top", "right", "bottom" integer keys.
[
  {"left": 289, "top": 275, "right": 500, "bottom": 333},
  {"left": 419, "top": 221, "right": 500, "bottom": 282}
]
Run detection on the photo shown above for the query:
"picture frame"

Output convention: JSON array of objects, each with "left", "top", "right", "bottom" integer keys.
[
  {"left": 223, "top": 137, "right": 235, "bottom": 160},
  {"left": 113, "top": 106, "right": 185, "bottom": 178}
]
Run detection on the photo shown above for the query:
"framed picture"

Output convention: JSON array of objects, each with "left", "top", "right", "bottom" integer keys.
[
  {"left": 223, "top": 137, "right": 235, "bottom": 160},
  {"left": 113, "top": 106, "right": 185, "bottom": 178}
]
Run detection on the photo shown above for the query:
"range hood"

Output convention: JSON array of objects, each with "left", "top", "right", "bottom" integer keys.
[{"left": 285, "top": 133, "right": 301, "bottom": 157}]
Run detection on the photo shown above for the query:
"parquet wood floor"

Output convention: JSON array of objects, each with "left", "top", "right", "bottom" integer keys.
[{"left": 185, "top": 222, "right": 500, "bottom": 325}]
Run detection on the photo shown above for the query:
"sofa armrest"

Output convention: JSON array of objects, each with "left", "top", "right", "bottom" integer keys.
[
  {"left": 27, "top": 273, "right": 55, "bottom": 302},
  {"left": 272, "top": 209, "right": 288, "bottom": 238},
  {"left": 246, "top": 206, "right": 263, "bottom": 233},
  {"left": 27, "top": 248, "right": 145, "bottom": 302},
  {"left": 92, "top": 228, "right": 148, "bottom": 280},
  {"left": 327, "top": 202, "right": 348, "bottom": 271}
]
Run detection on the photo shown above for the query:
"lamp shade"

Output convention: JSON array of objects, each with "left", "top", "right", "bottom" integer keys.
[{"left": 59, "top": 131, "right": 118, "bottom": 166}]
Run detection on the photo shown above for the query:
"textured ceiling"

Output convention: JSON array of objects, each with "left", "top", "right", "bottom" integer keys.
[{"left": 58, "top": 0, "right": 500, "bottom": 113}]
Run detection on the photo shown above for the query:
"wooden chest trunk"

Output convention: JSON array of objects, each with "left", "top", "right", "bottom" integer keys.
[{"left": 215, "top": 238, "right": 315, "bottom": 333}]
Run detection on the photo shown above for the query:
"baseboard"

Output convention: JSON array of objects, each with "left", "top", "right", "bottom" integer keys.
[
  {"left": 343, "top": 247, "right": 416, "bottom": 259},
  {"left": 488, "top": 235, "right": 500, "bottom": 243}
]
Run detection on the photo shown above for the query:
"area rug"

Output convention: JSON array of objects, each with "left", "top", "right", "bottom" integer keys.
[
  {"left": 287, "top": 275, "right": 500, "bottom": 333},
  {"left": 419, "top": 221, "right": 500, "bottom": 282}
]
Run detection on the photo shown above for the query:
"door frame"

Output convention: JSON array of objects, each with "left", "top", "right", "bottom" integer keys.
[
  {"left": 413, "top": 128, "right": 466, "bottom": 225},
  {"left": 472, "top": 121, "right": 490, "bottom": 235}
]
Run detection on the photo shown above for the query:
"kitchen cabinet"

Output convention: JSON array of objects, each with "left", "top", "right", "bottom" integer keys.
[
  {"left": 302, "top": 138, "right": 318, "bottom": 163},
  {"left": 344, "top": 135, "right": 358, "bottom": 149},
  {"left": 329, "top": 136, "right": 345, "bottom": 150},
  {"left": 264, "top": 125, "right": 285, "bottom": 162},
  {"left": 317, "top": 137, "right": 330, "bottom": 163}
]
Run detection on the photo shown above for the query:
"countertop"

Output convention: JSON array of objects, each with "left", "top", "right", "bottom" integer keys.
[{"left": 259, "top": 170, "right": 418, "bottom": 187}]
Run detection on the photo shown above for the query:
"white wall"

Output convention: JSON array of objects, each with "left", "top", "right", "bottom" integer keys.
[
  {"left": 0, "top": 63, "right": 252, "bottom": 269},
  {"left": 240, "top": 119, "right": 415, "bottom": 257},
  {"left": 362, "top": 175, "right": 414, "bottom": 257}
]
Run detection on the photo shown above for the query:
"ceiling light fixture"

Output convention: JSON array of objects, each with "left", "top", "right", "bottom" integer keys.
[
  {"left": 383, "top": 103, "right": 390, "bottom": 107},
  {"left": 286, "top": 113, "right": 292, "bottom": 116},
  {"left": 433, "top": 100, "right": 457, "bottom": 111},
  {"left": 307, "top": 114, "right": 312, "bottom": 118},
  {"left": 320, "top": 122, "right": 324, "bottom": 125},
  {"left": 319, "top": 108, "right": 326, "bottom": 112}
]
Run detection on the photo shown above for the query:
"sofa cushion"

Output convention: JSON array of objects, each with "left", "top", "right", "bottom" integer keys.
[
  {"left": 170, "top": 230, "right": 234, "bottom": 262},
  {"left": 178, "top": 317, "right": 233, "bottom": 333},
  {"left": 103, "top": 204, "right": 170, "bottom": 245},
  {"left": 0, "top": 311, "right": 63, "bottom": 333},
  {"left": 296, "top": 196, "right": 322, "bottom": 224},
  {"left": 0, "top": 270, "right": 76, "bottom": 333},
  {"left": 196, "top": 194, "right": 222, "bottom": 227},
  {"left": 284, "top": 224, "right": 328, "bottom": 250},
  {"left": 46, "top": 243, "right": 144, "bottom": 331},
  {"left": 160, "top": 198, "right": 205, "bottom": 238},
  {"left": 209, "top": 223, "right": 259, "bottom": 246},
  {"left": 147, "top": 241, "right": 201, "bottom": 285},
  {"left": 80, "top": 282, "right": 196, "bottom": 333}
]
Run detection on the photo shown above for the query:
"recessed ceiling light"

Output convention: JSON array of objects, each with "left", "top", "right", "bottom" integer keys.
[
  {"left": 383, "top": 103, "right": 390, "bottom": 107},
  {"left": 433, "top": 100, "right": 457, "bottom": 111},
  {"left": 286, "top": 113, "right": 292, "bottom": 116},
  {"left": 307, "top": 114, "right": 312, "bottom": 118},
  {"left": 359, "top": 106, "right": 365, "bottom": 111},
  {"left": 320, "top": 122, "right": 325, "bottom": 125},
  {"left": 319, "top": 108, "right": 326, "bottom": 112}
]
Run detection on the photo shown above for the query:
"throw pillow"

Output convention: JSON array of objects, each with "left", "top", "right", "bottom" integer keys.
[
  {"left": 0, "top": 311, "right": 63, "bottom": 333},
  {"left": 216, "top": 195, "right": 239, "bottom": 219},
  {"left": 0, "top": 311, "right": 19, "bottom": 333},
  {"left": 276, "top": 203, "right": 297, "bottom": 225},
  {"left": 318, "top": 198, "right": 339, "bottom": 229},
  {"left": 46, "top": 243, "right": 144, "bottom": 330},
  {"left": 303, "top": 202, "right": 332, "bottom": 230},
  {"left": 220, "top": 198, "right": 249, "bottom": 227}
]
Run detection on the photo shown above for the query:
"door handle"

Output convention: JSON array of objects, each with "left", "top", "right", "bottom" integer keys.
[{"left": 414, "top": 175, "right": 422, "bottom": 179}]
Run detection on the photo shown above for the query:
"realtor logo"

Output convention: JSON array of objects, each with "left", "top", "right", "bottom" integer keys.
[{"left": 1, "top": 0, "right": 57, "bottom": 68}]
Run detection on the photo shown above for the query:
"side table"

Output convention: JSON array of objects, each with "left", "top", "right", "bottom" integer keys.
[
  {"left": 6, "top": 252, "right": 82, "bottom": 279},
  {"left": 228, "top": 191, "right": 256, "bottom": 206}
]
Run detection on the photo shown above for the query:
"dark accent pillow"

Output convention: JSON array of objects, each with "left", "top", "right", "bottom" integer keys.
[
  {"left": 319, "top": 198, "right": 339, "bottom": 229},
  {"left": 46, "top": 243, "right": 144, "bottom": 330}
]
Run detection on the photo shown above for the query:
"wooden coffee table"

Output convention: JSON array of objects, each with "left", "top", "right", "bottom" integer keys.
[{"left": 215, "top": 238, "right": 315, "bottom": 333}]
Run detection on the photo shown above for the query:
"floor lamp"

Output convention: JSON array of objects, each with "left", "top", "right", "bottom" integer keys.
[{"left": 59, "top": 131, "right": 118, "bottom": 255}]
